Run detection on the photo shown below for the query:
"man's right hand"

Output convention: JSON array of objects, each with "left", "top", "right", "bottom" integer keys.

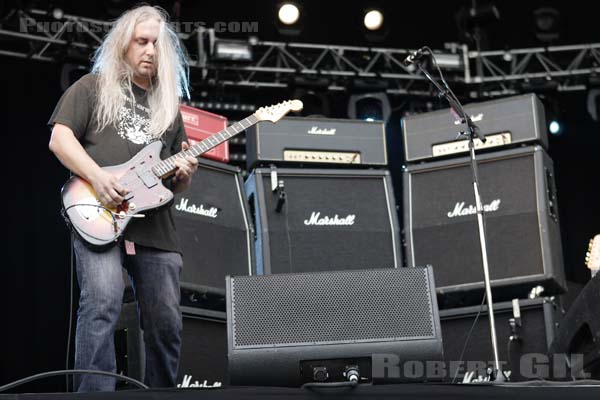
[
  {"left": 50, "top": 124, "right": 130, "bottom": 210},
  {"left": 90, "top": 169, "right": 129, "bottom": 209}
]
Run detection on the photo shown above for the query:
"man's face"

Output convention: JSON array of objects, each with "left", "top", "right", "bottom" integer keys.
[{"left": 125, "top": 19, "right": 160, "bottom": 84}]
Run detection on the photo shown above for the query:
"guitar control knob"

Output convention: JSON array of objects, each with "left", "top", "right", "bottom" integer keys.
[{"left": 129, "top": 202, "right": 136, "bottom": 210}]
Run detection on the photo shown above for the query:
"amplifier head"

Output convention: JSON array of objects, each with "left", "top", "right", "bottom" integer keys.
[
  {"left": 246, "top": 116, "right": 387, "bottom": 168},
  {"left": 402, "top": 93, "right": 548, "bottom": 163}
]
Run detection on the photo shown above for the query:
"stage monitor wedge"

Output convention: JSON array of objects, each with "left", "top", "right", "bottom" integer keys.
[{"left": 227, "top": 267, "right": 443, "bottom": 386}]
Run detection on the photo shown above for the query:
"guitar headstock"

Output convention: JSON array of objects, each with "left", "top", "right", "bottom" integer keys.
[
  {"left": 585, "top": 234, "right": 600, "bottom": 271},
  {"left": 254, "top": 100, "right": 303, "bottom": 123}
]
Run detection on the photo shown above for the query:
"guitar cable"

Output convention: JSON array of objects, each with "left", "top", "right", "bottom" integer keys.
[
  {"left": 283, "top": 193, "right": 294, "bottom": 273},
  {"left": 0, "top": 370, "right": 148, "bottom": 393},
  {"left": 62, "top": 204, "right": 119, "bottom": 234},
  {"left": 66, "top": 232, "right": 75, "bottom": 391},
  {"left": 451, "top": 292, "right": 487, "bottom": 384},
  {"left": 63, "top": 204, "right": 144, "bottom": 238}
]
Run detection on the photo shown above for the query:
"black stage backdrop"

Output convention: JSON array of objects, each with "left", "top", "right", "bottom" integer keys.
[
  {"left": 2, "top": 52, "right": 600, "bottom": 392},
  {"left": 1, "top": 58, "right": 72, "bottom": 391}
]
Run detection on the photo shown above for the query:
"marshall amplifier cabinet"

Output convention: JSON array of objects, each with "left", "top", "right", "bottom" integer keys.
[
  {"left": 173, "top": 158, "right": 254, "bottom": 293},
  {"left": 227, "top": 267, "right": 443, "bottom": 386},
  {"left": 245, "top": 168, "right": 401, "bottom": 275},
  {"left": 177, "top": 307, "right": 228, "bottom": 388},
  {"left": 180, "top": 104, "right": 229, "bottom": 163},
  {"left": 402, "top": 93, "right": 547, "bottom": 163},
  {"left": 115, "top": 305, "right": 229, "bottom": 389},
  {"left": 440, "top": 297, "right": 562, "bottom": 382},
  {"left": 245, "top": 116, "right": 387, "bottom": 168},
  {"left": 403, "top": 145, "right": 566, "bottom": 306},
  {"left": 114, "top": 302, "right": 144, "bottom": 389}
]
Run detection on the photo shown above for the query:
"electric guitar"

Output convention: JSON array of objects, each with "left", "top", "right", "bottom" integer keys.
[
  {"left": 61, "top": 99, "right": 303, "bottom": 248},
  {"left": 585, "top": 234, "right": 600, "bottom": 276}
]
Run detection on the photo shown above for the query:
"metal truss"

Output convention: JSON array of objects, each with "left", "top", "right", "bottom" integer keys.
[
  {"left": 2, "top": 8, "right": 600, "bottom": 98},
  {"left": 192, "top": 37, "right": 445, "bottom": 97},
  {"left": 465, "top": 44, "right": 600, "bottom": 97},
  {"left": 0, "top": 9, "right": 110, "bottom": 61}
]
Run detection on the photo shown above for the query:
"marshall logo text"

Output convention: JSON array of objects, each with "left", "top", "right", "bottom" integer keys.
[
  {"left": 307, "top": 126, "right": 336, "bottom": 136},
  {"left": 304, "top": 212, "right": 356, "bottom": 226},
  {"left": 447, "top": 199, "right": 501, "bottom": 218},
  {"left": 177, "top": 374, "right": 222, "bottom": 388},
  {"left": 175, "top": 198, "right": 219, "bottom": 218}
]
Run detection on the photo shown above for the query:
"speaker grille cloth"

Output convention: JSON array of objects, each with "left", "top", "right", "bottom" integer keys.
[
  {"left": 178, "top": 315, "right": 228, "bottom": 383},
  {"left": 260, "top": 174, "right": 397, "bottom": 273},
  {"left": 408, "top": 152, "right": 545, "bottom": 287},
  {"left": 174, "top": 164, "right": 251, "bottom": 289},
  {"left": 230, "top": 268, "right": 435, "bottom": 348}
]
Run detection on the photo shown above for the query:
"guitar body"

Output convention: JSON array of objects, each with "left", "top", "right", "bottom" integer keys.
[
  {"left": 62, "top": 141, "right": 174, "bottom": 249},
  {"left": 59, "top": 99, "right": 303, "bottom": 248}
]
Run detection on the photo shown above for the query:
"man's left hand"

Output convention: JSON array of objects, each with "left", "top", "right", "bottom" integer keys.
[{"left": 172, "top": 141, "right": 199, "bottom": 193}]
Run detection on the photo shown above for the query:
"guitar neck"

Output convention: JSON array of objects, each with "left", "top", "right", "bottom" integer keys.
[{"left": 152, "top": 114, "right": 258, "bottom": 178}]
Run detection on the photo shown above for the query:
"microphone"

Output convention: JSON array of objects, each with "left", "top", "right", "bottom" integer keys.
[{"left": 402, "top": 47, "right": 427, "bottom": 66}]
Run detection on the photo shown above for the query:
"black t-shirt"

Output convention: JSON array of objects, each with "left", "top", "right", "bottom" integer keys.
[{"left": 48, "top": 73, "right": 186, "bottom": 254}]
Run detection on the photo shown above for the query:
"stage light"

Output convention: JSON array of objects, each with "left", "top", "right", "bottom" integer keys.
[
  {"left": 278, "top": 3, "right": 300, "bottom": 25},
  {"left": 454, "top": 3, "right": 500, "bottom": 50},
  {"left": 52, "top": 7, "right": 64, "bottom": 20},
  {"left": 348, "top": 92, "right": 391, "bottom": 123},
  {"left": 360, "top": 6, "right": 389, "bottom": 42},
  {"left": 275, "top": 2, "right": 303, "bottom": 36},
  {"left": 586, "top": 88, "right": 600, "bottom": 122},
  {"left": 212, "top": 39, "right": 253, "bottom": 61},
  {"left": 357, "top": 98, "right": 383, "bottom": 121},
  {"left": 543, "top": 96, "right": 564, "bottom": 135},
  {"left": 534, "top": 7, "right": 561, "bottom": 43},
  {"left": 363, "top": 9, "right": 383, "bottom": 31},
  {"left": 293, "top": 88, "right": 330, "bottom": 117},
  {"left": 549, "top": 120, "right": 561, "bottom": 135},
  {"left": 432, "top": 52, "right": 464, "bottom": 70}
]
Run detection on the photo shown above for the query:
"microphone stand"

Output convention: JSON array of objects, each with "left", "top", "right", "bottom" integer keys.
[{"left": 414, "top": 53, "right": 507, "bottom": 383}]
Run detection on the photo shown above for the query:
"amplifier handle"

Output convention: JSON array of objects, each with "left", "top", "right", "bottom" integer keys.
[{"left": 544, "top": 167, "right": 558, "bottom": 223}]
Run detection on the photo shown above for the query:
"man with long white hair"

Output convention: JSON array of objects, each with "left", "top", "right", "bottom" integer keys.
[{"left": 48, "top": 5, "right": 197, "bottom": 391}]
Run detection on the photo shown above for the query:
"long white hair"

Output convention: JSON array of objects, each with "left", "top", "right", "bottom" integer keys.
[{"left": 91, "top": 5, "right": 190, "bottom": 137}]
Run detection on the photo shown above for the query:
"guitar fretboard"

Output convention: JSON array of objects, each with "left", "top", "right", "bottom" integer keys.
[{"left": 152, "top": 114, "right": 258, "bottom": 177}]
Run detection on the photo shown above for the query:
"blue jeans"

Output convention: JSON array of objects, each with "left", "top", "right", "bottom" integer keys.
[{"left": 73, "top": 237, "right": 183, "bottom": 392}]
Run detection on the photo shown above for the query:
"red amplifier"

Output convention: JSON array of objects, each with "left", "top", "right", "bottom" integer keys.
[{"left": 179, "top": 104, "right": 229, "bottom": 163}]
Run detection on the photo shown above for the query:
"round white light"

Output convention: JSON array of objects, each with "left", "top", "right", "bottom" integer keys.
[
  {"left": 549, "top": 120, "right": 561, "bottom": 135},
  {"left": 52, "top": 7, "right": 64, "bottom": 20},
  {"left": 278, "top": 3, "right": 300, "bottom": 25},
  {"left": 364, "top": 10, "right": 384, "bottom": 31}
]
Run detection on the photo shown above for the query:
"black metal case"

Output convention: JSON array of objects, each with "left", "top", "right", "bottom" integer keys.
[
  {"left": 403, "top": 145, "right": 565, "bottom": 305},
  {"left": 245, "top": 167, "right": 402, "bottom": 275},
  {"left": 246, "top": 116, "right": 388, "bottom": 168},
  {"left": 402, "top": 93, "right": 548, "bottom": 163}
]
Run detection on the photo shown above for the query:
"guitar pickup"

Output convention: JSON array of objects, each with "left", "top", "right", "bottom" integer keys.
[{"left": 137, "top": 170, "right": 158, "bottom": 189}]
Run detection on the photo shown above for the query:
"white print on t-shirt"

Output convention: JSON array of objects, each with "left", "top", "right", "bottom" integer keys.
[{"left": 116, "top": 102, "right": 152, "bottom": 145}]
